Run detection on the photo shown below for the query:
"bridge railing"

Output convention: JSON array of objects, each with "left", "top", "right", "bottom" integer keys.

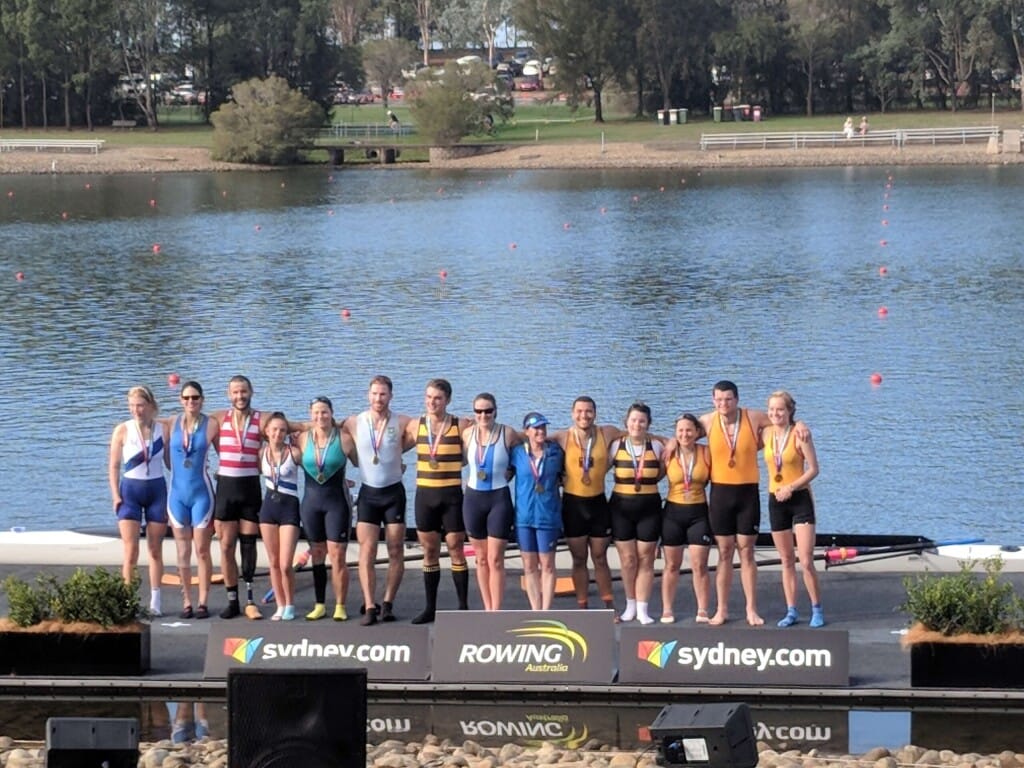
[
  {"left": 699, "top": 126, "right": 1000, "bottom": 151},
  {"left": 318, "top": 123, "right": 416, "bottom": 139}
]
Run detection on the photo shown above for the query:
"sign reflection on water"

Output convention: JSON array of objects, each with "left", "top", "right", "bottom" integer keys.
[{"left": 0, "top": 167, "right": 1023, "bottom": 540}]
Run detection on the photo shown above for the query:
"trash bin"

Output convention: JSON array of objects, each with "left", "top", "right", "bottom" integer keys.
[
  {"left": 713, "top": 106, "right": 722, "bottom": 123},
  {"left": 657, "top": 109, "right": 669, "bottom": 125},
  {"left": 669, "top": 109, "right": 679, "bottom": 125},
  {"left": 678, "top": 108, "right": 688, "bottom": 124},
  {"left": 752, "top": 106, "right": 762, "bottom": 122}
]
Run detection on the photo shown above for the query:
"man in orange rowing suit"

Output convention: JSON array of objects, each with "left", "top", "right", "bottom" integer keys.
[{"left": 699, "top": 380, "right": 806, "bottom": 627}]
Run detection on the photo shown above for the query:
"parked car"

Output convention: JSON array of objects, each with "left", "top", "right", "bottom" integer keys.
[
  {"left": 166, "top": 83, "right": 199, "bottom": 105},
  {"left": 522, "top": 60, "right": 542, "bottom": 77},
  {"left": 517, "top": 75, "right": 542, "bottom": 92}
]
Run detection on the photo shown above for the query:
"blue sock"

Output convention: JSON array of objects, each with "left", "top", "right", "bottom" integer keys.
[
  {"left": 777, "top": 607, "right": 798, "bottom": 628},
  {"left": 810, "top": 604, "right": 825, "bottom": 628}
]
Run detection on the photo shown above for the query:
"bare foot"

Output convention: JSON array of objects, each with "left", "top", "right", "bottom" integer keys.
[
  {"left": 709, "top": 611, "right": 728, "bottom": 626},
  {"left": 746, "top": 611, "right": 764, "bottom": 626}
]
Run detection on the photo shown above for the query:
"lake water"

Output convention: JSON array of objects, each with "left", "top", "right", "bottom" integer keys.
[{"left": 0, "top": 164, "right": 1021, "bottom": 540}]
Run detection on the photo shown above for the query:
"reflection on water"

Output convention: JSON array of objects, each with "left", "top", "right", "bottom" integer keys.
[
  {"left": 2, "top": 699, "right": 1023, "bottom": 754},
  {"left": 1, "top": 167, "right": 1023, "bottom": 539}
]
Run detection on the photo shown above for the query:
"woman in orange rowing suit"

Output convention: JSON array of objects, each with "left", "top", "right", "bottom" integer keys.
[
  {"left": 607, "top": 402, "right": 666, "bottom": 624},
  {"left": 765, "top": 391, "right": 822, "bottom": 628},
  {"left": 660, "top": 414, "right": 713, "bottom": 624}
]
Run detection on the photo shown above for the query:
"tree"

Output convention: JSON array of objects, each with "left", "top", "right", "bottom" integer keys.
[
  {"left": 405, "top": 59, "right": 511, "bottom": 142},
  {"left": 517, "top": 0, "right": 634, "bottom": 122},
  {"left": 330, "top": 0, "right": 371, "bottom": 45},
  {"left": 115, "top": 0, "right": 167, "bottom": 129},
  {"left": 210, "top": 75, "right": 324, "bottom": 163},
  {"left": 788, "top": 0, "right": 840, "bottom": 115},
  {"left": 439, "top": 0, "right": 514, "bottom": 65},
  {"left": 362, "top": 37, "right": 416, "bottom": 107},
  {"left": 633, "top": 0, "right": 719, "bottom": 111}
]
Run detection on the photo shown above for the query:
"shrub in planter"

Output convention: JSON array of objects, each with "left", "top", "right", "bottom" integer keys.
[
  {"left": 1, "top": 568, "right": 148, "bottom": 675},
  {"left": 901, "top": 558, "right": 1024, "bottom": 688}
]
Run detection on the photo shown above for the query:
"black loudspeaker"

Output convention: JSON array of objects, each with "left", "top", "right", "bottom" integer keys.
[
  {"left": 45, "top": 717, "right": 139, "bottom": 768},
  {"left": 649, "top": 703, "right": 757, "bottom": 768},
  {"left": 229, "top": 668, "right": 368, "bottom": 768}
]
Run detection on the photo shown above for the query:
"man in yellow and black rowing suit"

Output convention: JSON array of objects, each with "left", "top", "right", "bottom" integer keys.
[{"left": 402, "top": 378, "right": 472, "bottom": 624}]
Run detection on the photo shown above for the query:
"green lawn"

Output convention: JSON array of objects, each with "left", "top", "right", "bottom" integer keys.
[{"left": 3, "top": 99, "right": 1020, "bottom": 154}]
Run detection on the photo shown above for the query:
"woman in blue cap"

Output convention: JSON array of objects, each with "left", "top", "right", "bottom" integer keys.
[{"left": 509, "top": 412, "right": 565, "bottom": 610}]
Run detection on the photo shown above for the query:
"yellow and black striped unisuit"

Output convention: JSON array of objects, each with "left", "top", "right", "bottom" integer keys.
[
  {"left": 416, "top": 415, "right": 463, "bottom": 487},
  {"left": 611, "top": 439, "right": 660, "bottom": 495}
]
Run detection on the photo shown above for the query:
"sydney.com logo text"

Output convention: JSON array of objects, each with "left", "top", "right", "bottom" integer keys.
[
  {"left": 458, "top": 620, "right": 588, "bottom": 672},
  {"left": 224, "top": 637, "right": 411, "bottom": 664}
]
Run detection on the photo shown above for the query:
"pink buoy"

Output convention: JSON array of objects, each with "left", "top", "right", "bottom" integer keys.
[
  {"left": 84, "top": 183, "right": 91, "bottom": 190},
  {"left": 879, "top": 239, "right": 887, "bottom": 246},
  {"left": 631, "top": 195, "right": 639, "bottom": 202},
  {"left": 6, "top": 191, "right": 13, "bottom": 198},
  {"left": 254, "top": 225, "right": 261, "bottom": 232},
  {"left": 883, "top": 204, "right": 889, "bottom": 211},
  {"left": 15, "top": 271, "right": 24, "bottom": 282},
  {"left": 870, "top": 373, "right": 883, "bottom": 385},
  {"left": 878, "top": 306, "right": 889, "bottom": 317},
  {"left": 167, "top": 373, "right": 181, "bottom": 388},
  {"left": 659, "top": 186, "right": 665, "bottom": 192},
  {"left": 879, "top": 266, "right": 888, "bottom": 276},
  {"left": 881, "top": 219, "right": 888, "bottom": 226},
  {"left": 600, "top": 207, "right": 607, "bottom": 214},
  {"left": 327, "top": 209, "right": 334, "bottom": 216},
  {"left": 563, "top": 222, "right": 571, "bottom": 230},
  {"left": 341, "top": 308, "right": 351, "bottom": 319},
  {"left": 439, "top": 270, "right": 448, "bottom": 280},
  {"left": 509, "top": 242, "right": 517, "bottom": 250},
  {"left": 149, "top": 199, "right": 157, "bottom": 207},
  {"left": 61, "top": 212, "right": 68, "bottom": 220},
  {"left": 152, "top": 244, "right": 161, "bottom": 254}
]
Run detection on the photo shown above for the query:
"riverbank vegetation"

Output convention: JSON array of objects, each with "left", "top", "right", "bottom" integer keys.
[{"left": 1, "top": 0, "right": 1023, "bottom": 135}]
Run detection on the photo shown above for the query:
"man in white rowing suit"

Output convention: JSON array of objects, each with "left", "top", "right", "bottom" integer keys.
[{"left": 341, "top": 375, "right": 416, "bottom": 626}]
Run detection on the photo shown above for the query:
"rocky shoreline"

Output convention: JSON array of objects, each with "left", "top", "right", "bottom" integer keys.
[
  {"left": 2, "top": 735, "right": 1023, "bottom": 768},
  {"left": 1, "top": 141, "right": 1023, "bottom": 175}
]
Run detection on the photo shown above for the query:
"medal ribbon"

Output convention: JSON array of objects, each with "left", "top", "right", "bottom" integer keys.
[
  {"left": 475, "top": 426, "right": 499, "bottom": 469},
  {"left": 230, "top": 410, "right": 253, "bottom": 462},
  {"left": 720, "top": 411, "right": 740, "bottom": 465},
  {"left": 182, "top": 415, "right": 201, "bottom": 460},
  {"left": 527, "top": 443, "right": 545, "bottom": 484},
  {"left": 269, "top": 445, "right": 287, "bottom": 491},
  {"left": 135, "top": 421, "right": 153, "bottom": 476},
  {"left": 678, "top": 447, "right": 695, "bottom": 493},
  {"left": 575, "top": 428, "right": 594, "bottom": 479},
  {"left": 773, "top": 426, "right": 792, "bottom": 476},
  {"left": 426, "top": 415, "right": 446, "bottom": 463},
  {"left": 314, "top": 428, "right": 337, "bottom": 479},
  {"left": 368, "top": 413, "right": 388, "bottom": 464},
  {"left": 627, "top": 439, "right": 646, "bottom": 487}
]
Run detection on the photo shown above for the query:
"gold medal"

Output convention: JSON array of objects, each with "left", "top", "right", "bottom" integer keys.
[
  {"left": 429, "top": 459, "right": 439, "bottom": 469},
  {"left": 728, "top": 459, "right": 736, "bottom": 468},
  {"left": 372, "top": 455, "right": 380, "bottom": 465},
  {"left": 634, "top": 482, "right": 642, "bottom": 492},
  {"left": 774, "top": 473, "right": 783, "bottom": 483},
  {"left": 535, "top": 482, "right": 544, "bottom": 494},
  {"left": 479, "top": 469, "right": 488, "bottom": 480},
  {"left": 581, "top": 473, "right": 591, "bottom": 485},
  {"left": 316, "top": 472, "right": 325, "bottom": 483}
]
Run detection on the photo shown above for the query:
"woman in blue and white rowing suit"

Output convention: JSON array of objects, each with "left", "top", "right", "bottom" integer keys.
[
  {"left": 259, "top": 412, "right": 303, "bottom": 621},
  {"left": 108, "top": 385, "right": 167, "bottom": 615},
  {"left": 295, "top": 396, "right": 358, "bottom": 621},
  {"left": 165, "top": 380, "right": 219, "bottom": 619},
  {"left": 509, "top": 412, "right": 565, "bottom": 611},
  {"left": 460, "top": 393, "right": 521, "bottom": 611}
]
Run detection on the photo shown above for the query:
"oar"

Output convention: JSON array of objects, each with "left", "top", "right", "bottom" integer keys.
[{"left": 822, "top": 536, "right": 983, "bottom": 569}]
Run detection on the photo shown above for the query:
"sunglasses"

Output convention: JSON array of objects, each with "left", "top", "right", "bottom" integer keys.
[
  {"left": 309, "top": 397, "right": 333, "bottom": 409},
  {"left": 181, "top": 394, "right": 203, "bottom": 401},
  {"left": 474, "top": 408, "right": 495, "bottom": 415}
]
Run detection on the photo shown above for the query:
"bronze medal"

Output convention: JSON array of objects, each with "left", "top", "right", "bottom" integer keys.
[
  {"left": 429, "top": 459, "right": 439, "bottom": 469},
  {"left": 535, "top": 482, "right": 544, "bottom": 494},
  {"left": 479, "top": 469, "right": 488, "bottom": 480},
  {"left": 774, "top": 473, "right": 783, "bottom": 483},
  {"left": 183, "top": 459, "right": 192, "bottom": 469},
  {"left": 316, "top": 472, "right": 325, "bottom": 483},
  {"left": 581, "top": 473, "right": 591, "bottom": 485},
  {"left": 634, "top": 482, "right": 642, "bottom": 492},
  {"left": 372, "top": 455, "right": 380, "bottom": 465},
  {"left": 271, "top": 491, "right": 281, "bottom": 502},
  {"left": 728, "top": 459, "right": 736, "bottom": 468}
]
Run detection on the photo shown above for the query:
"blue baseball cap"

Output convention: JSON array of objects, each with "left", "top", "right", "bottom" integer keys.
[{"left": 523, "top": 412, "right": 549, "bottom": 429}]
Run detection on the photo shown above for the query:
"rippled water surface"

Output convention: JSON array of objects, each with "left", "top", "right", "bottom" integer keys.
[{"left": 1, "top": 165, "right": 1021, "bottom": 538}]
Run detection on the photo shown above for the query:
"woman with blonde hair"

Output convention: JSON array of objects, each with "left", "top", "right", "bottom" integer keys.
[
  {"left": 765, "top": 390, "right": 823, "bottom": 627},
  {"left": 108, "top": 385, "right": 168, "bottom": 615}
]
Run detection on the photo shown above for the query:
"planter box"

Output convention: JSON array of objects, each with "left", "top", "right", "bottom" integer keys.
[
  {"left": 0, "top": 623, "right": 150, "bottom": 676},
  {"left": 910, "top": 641, "right": 1024, "bottom": 688}
]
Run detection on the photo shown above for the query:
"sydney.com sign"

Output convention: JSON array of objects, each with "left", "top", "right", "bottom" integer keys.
[
  {"left": 431, "top": 611, "right": 616, "bottom": 683},
  {"left": 203, "top": 624, "right": 431, "bottom": 680}
]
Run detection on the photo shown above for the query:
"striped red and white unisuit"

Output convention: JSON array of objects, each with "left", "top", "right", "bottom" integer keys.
[{"left": 217, "top": 410, "right": 262, "bottom": 477}]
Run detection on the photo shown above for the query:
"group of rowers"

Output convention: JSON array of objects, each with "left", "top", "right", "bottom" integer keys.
[{"left": 109, "top": 375, "right": 823, "bottom": 628}]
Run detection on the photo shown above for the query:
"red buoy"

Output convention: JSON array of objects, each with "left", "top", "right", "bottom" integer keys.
[
  {"left": 15, "top": 271, "right": 24, "bottom": 282},
  {"left": 878, "top": 306, "right": 889, "bottom": 317},
  {"left": 149, "top": 199, "right": 157, "bottom": 207},
  {"left": 563, "top": 222, "right": 571, "bottom": 230},
  {"left": 152, "top": 244, "right": 161, "bottom": 254},
  {"left": 881, "top": 220, "right": 888, "bottom": 226},
  {"left": 870, "top": 373, "right": 883, "bottom": 385},
  {"left": 341, "top": 308, "right": 351, "bottom": 319},
  {"left": 879, "top": 239, "right": 888, "bottom": 246},
  {"left": 254, "top": 225, "right": 261, "bottom": 232},
  {"left": 600, "top": 207, "right": 607, "bottom": 215},
  {"left": 509, "top": 242, "right": 517, "bottom": 250},
  {"left": 439, "top": 270, "right": 448, "bottom": 280},
  {"left": 879, "top": 266, "right": 888, "bottom": 276},
  {"left": 167, "top": 373, "right": 180, "bottom": 387}
]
